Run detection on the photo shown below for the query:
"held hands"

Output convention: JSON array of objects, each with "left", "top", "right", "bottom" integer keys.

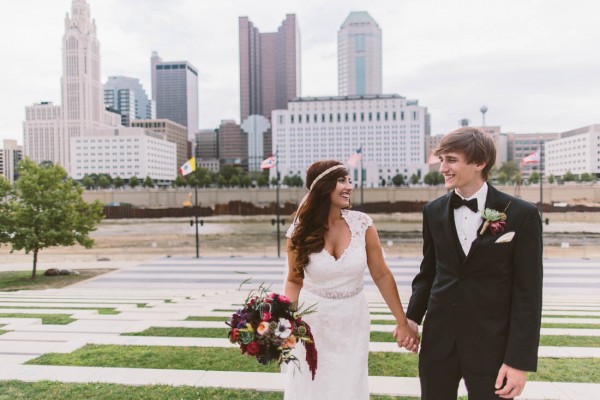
[
  {"left": 495, "top": 363, "right": 527, "bottom": 399},
  {"left": 392, "top": 319, "right": 420, "bottom": 354}
]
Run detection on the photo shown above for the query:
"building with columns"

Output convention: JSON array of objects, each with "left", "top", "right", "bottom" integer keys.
[
  {"left": 23, "top": 0, "right": 120, "bottom": 172},
  {"left": 271, "top": 94, "right": 428, "bottom": 187}
]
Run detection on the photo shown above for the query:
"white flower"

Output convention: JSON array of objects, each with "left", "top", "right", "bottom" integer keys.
[{"left": 275, "top": 318, "right": 292, "bottom": 338}]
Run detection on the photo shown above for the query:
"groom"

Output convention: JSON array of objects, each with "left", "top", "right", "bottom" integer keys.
[{"left": 405, "top": 127, "right": 543, "bottom": 399}]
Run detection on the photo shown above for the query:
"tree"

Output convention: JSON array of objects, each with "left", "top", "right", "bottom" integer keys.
[
  {"left": 423, "top": 171, "right": 443, "bottom": 186},
  {"left": 98, "top": 175, "right": 111, "bottom": 189},
  {"left": 498, "top": 161, "right": 520, "bottom": 181},
  {"left": 113, "top": 176, "right": 124, "bottom": 189},
  {"left": 143, "top": 176, "right": 155, "bottom": 188},
  {"left": 528, "top": 172, "right": 540, "bottom": 184},
  {"left": 240, "top": 175, "right": 252, "bottom": 188},
  {"left": 563, "top": 171, "right": 576, "bottom": 182},
  {"left": 3, "top": 159, "right": 103, "bottom": 279},
  {"left": 229, "top": 175, "right": 240, "bottom": 188},
  {"left": 81, "top": 175, "right": 94, "bottom": 190},
  {"left": 202, "top": 175, "right": 212, "bottom": 188},
  {"left": 580, "top": 172, "right": 596, "bottom": 183},
  {"left": 380, "top": 178, "right": 386, "bottom": 187},
  {"left": 256, "top": 174, "right": 268, "bottom": 187},
  {"left": 392, "top": 174, "right": 405, "bottom": 187},
  {"left": 497, "top": 172, "right": 508, "bottom": 185},
  {"left": 217, "top": 174, "right": 226, "bottom": 188},
  {"left": 129, "top": 176, "right": 140, "bottom": 188},
  {"left": 547, "top": 175, "right": 555, "bottom": 184},
  {"left": 410, "top": 174, "right": 420, "bottom": 185},
  {"left": 174, "top": 175, "right": 187, "bottom": 188}
]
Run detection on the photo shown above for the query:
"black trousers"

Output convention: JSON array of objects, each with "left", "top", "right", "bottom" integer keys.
[{"left": 419, "top": 345, "right": 507, "bottom": 400}]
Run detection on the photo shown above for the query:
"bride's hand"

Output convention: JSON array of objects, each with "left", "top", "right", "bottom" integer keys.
[{"left": 393, "top": 320, "right": 420, "bottom": 354}]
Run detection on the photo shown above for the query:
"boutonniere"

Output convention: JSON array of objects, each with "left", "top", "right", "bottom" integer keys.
[{"left": 480, "top": 202, "right": 511, "bottom": 236}]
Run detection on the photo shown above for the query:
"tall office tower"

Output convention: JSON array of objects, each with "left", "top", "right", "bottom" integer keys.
[
  {"left": 150, "top": 52, "right": 199, "bottom": 141},
  {"left": 338, "top": 12, "right": 382, "bottom": 96},
  {"left": 239, "top": 14, "right": 301, "bottom": 122},
  {"left": 0, "top": 139, "right": 23, "bottom": 183},
  {"left": 23, "top": 0, "right": 120, "bottom": 171},
  {"left": 104, "top": 76, "right": 155, "bottom": 126},
  {"left": 195, "top": 129, "right": 220, "bottom": 172}
]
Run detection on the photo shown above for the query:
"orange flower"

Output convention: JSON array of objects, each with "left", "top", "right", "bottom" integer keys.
[
  {"left": 283, "top": 334, "right": 297, "bottom": 348},
  {"left": 257, "top": 321, "right": 270, "bottom": 335}
]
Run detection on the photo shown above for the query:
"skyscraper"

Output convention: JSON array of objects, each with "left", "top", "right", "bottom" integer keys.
[
  {"left": 0, "top": 139, "right": 23, "bottom": 183},
  {"left": 338, "top": 12, "right": 382, "bottom": 96},
  {"left": 239, "top": 14, "right": 301, "bottom": 122},
  {"left": 150, "top": 52, "right": 199, "bottom": 141},
  {"left": 104, "top": 76, "right": 155, "bottom": 126},
  {"left": 23, "top": 0, "right": 120, "bottom": 171}
]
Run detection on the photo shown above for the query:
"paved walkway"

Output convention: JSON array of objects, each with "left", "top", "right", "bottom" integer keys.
[{"left": 1, "top": 257, "right": 599, "bottom": 399}]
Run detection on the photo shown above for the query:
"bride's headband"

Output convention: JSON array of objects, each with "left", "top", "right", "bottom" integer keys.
[{"left": 308, "top": 164, "right": 346, "bottom": 191}]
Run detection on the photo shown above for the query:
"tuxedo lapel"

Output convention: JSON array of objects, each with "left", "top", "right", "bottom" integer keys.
[{"left": 442, "top": 192, "right": 467, "bottom": 264}]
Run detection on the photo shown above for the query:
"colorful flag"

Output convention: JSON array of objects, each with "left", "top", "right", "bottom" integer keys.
[
  {"left": 179, "top": 157, "right": 196, "bottom": 176},
  {"left": 347, "top": 147, "right": 363, "bottom": 167},
  {"left": 521, "top": 149, "right": 540, "bottom": 166},
  {"left": 260, "top": 155, "right": 277, "bottom": 169}
]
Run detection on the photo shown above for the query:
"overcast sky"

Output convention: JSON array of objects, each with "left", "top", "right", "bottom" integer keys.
[{"left": 1, "top": 0, "right": 598, "bottom": 144}]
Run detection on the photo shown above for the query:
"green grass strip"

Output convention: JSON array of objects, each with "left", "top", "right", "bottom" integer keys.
[
  {"left": 371, "top": 319, "right": 397, "bottom": 325},
  {"left": 123, "top": 327, "right": 227, "bottom": 338},
  {"left": 542, "top": 323, "right": 600, "bottom": 329},
  {"left": 0, "top": 313, "right": 74, "bottom": 325},
  {"left": 185, "top": 316, "right": 229, "bottom": 322},
  {"left": 0, "top": 306, "right": 118, "bottom": 315},
  {"left": 543, "top": 315, "right": 600, "bottom": 319},
  {"left": 212, "top": 308, "right": 237, "bottom": 312},
  {"left": 540, "top": 335, "right": 600, "bottom": 347},
  {"left": 0, "top": 380, "right": 420, "bottom": 400},
  {"left": 27, "top": 345, "right": 600, "bottom": 383}
]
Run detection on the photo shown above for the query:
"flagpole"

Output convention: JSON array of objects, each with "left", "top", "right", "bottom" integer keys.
[
  {"left": 360, "top": 145, "right": 364, "bottom": 207},
  {"left": 275, "top": 150, "right": 281, "bottom": 258},
  {"left": 194, "top": 161, "right": 200, "bottom": 259}
]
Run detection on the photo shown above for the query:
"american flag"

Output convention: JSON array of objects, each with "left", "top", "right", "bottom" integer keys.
[
  {"left": 347, "top": 147, "right": 362, "bottom": 167},
  {"left": 260, "top": 155, "right": 277, "bottom": 169},
  {"left": 521, "top": 149, "right": 540, "bottom": 166}
]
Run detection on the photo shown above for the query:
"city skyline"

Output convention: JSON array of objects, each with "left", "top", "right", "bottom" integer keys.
[{"left": 2, "top": 0, "right": 599, "bottom": 144}]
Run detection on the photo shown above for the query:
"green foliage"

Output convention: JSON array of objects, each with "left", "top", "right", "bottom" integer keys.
[
  {"left": 217, "top": 175, "right": 226, "bottom": 188},
  {"left": 112, "top": 176, "right": 124, "bottom": 189},
  {"left": 498, "top": 160, "right": 520, "bottom": 181},
  {"left": 256, "top": 174, "right": 268, "bottom": 187},
  {"left": 142, "top": 176, "right": 154, "bottom": 188},
  {"left": 563, "top": 171, "right": 576, "bottom": 182},
  {"left": 580, "top": 172, "right": 596, "bottom": 182},
  {"left": 392, "top": 174, "right": 405, "bottom": 187},
  {"left": 229, "top": 175, "right": 240, "bottom": 187},
  {"left": 283, "top": 175, "right": 303, "bottom": 187},
  {"left": 219, "top": 165, "right": 242, "bottom": 181},
  {"left": 528, "top": 171, "right": 540, "bottom": 184},
  {"left": 497, "top": 171, "right": 508, "bottom": 185},
  {"left": 97, "top": 175, "right": 110, "bottom": 189},
  {"left": 80, "top": 175, "right": 95, "bottom": 189},
  {"left": 2, "top": 159, "right": 104, "bottom": 279},
  {"left": 128, "top": 176, "right": 139, "bottom": 188},
  {"left": 410, "top": 173, "right": 420, "bottom": 185},
  {"left": 423, "top": 171, "right": 443, "bottom": 186},
  {"left": 547, "top": 174, "right": 555, "bottom": 184},
  {"left": 240, "top": 175, "right": 252, "bottom": 188},
  {"left": 0, "top": 313, "right": 74, "bottom": 325},
  {"left": 123, "top": 327, "right": 228, "bottom": 338}
]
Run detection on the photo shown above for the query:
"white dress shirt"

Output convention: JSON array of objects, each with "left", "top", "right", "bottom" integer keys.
[{"left": 454, "top": 183, "right": 488, "bottom": 256}]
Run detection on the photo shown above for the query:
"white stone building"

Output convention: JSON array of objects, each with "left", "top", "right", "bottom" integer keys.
[
  {"left": 545, "top": 124, "right": 600, "bottom": 177},
  {"left": 271, "top": 94, "right": 428, "bottom": 187},
  {"left": 69, "top": 127, "right": 176, "bottom": 183},
  {"left": 0, "top": 139, "right": 23, "bottom": 183}
]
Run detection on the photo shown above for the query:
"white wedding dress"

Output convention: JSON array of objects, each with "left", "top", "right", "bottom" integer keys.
[{"left": 284, "top": 209, "right": 372, "bottom": 400}]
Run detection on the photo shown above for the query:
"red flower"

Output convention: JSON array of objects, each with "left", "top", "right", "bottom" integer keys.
[
  {"left": 490, "top": 221, "right": 507, "bottom": 236},
  {"left": 246, "top": 341, "right": 260, "bottom": 356},
  {"left": 278, "top": 294, "right": 291, "bottom": 304},
  {"left": 262, "top": 312, "right": 272, "bottom": 321},
  {"left": 230, "top": 328, "right": 239, "bottom": 342}
]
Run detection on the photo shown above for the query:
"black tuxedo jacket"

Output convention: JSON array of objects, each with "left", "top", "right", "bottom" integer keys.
[{"left": 406, "top": 184, "right": 543, "bottom": 374}]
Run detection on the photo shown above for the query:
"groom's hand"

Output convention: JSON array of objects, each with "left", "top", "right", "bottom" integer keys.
[
  {"left": 393, "top": 319, "right": 420, "bottom": 354},
  {"left": 495, "top": 363, "right": 526, "bottom": 399}
]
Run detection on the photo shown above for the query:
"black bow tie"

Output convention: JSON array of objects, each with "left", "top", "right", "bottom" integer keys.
[{"left": 451, "top": 192, "right": 478, "bottom": 213}]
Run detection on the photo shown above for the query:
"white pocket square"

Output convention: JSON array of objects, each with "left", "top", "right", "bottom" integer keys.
[{"left": 495, "top": 231, "right": 515, "bottom": 243}]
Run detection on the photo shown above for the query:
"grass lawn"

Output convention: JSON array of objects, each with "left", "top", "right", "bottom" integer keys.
[
  {"left": 0, "top": 380, "right": 420, "bottom": 400},
  {"left": 543, "top": 314, "right": 600, "bottom": 319},
  {"left": 540, "top": 335, "right": 600, "bottom": 347},
  {"left": 371, "top": 319, "right": 397, "bottom": 325},
  {"left": 541, "top": 323, "right": 600, "bottom": 329},
  {"left": 0, "top": 269, "right": 114, "bottom": 291},
  {"left": 0, "top": 313, "right": 74, "bottom": 324},
  {"left": 185, "top": 316, "right": 229, "bottom": 322},
  {"left": 27, "top": 345, "right": 600, "bottom": 383},
  {"left": 123, "top": 327, "right": 228, "bottom": 338},
  {"left": 0, "top": 306, "right": 118, "bottom": 315}
]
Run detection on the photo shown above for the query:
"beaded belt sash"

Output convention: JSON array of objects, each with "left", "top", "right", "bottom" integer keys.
[{"left": 304, "top": 284, "right": 363, "bottom": 299}]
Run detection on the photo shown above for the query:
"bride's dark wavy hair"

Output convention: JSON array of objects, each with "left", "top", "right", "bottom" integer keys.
[{"left": 289, "top": 160, "right": 349, "bottom": 277}]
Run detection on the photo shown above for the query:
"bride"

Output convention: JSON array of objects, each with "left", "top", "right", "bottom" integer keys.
[{"left": 284, "top": 160, "right": 419, "bottom": 399}]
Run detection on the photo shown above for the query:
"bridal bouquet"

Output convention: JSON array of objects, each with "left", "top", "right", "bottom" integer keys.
[{"left": 227, "top": 285, "right": 318, "bottom": 379}]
